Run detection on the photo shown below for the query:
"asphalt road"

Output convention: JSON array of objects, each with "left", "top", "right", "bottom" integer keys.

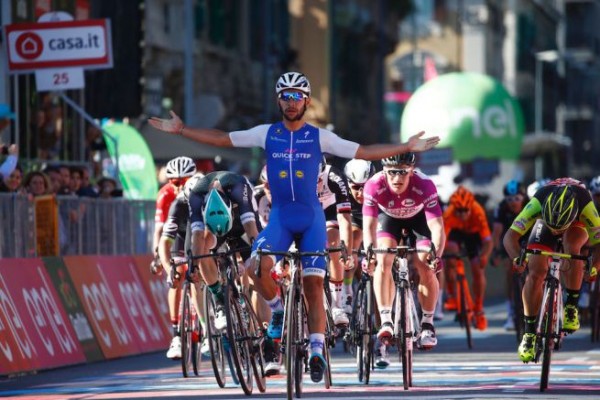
[{"left": 2, "top": 302, "right": 599, "bottom": 399}]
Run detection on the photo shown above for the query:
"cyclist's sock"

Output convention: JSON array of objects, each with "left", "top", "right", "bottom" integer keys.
[
  {"left": 343, "top": 278, "right": 353, "bottom": 299},
  {"left": 474, "top": 296, "right": 483, "bottom": 312},
  {"left": 421, "top": 309, "right": 434, "bottom": 325},
  {"left": 565, "top": 289, "right": 580, "bottom": 307},
  {"left": 208, "top": 281, "right": 224, "bottom": 303},
  {"left": 172, "top": 324, "right": 179, "bottom": 337},
  {"left": 380, "top": 307, "right": 393, "bottom": 325},
  {"left": 329, "top": 279, "right": 343, "bottom": 308},
  {"left": 309, "top": 333, "right": 325, "bottom": 356},
  {"left": 266, "top": 295, "right": 284, "bottom": 313},
  {"left": 524, "top": 315, "right": 536, "bottom": 334}
]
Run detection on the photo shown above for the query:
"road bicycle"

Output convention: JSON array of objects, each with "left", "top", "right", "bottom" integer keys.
[
  {"left": 442, "top": 253, "right": 474, "bottom": 349},
  {"left": 590, "top": 278, "right": 600, "bottom": 342},
  {"left": 171, "top": 254, "right": 202, "bottom": 378},
  {"left": 255, "top": 246, "right": 333, "bottom": 400},
  {"left": 369, "top": 244, "right": 435, "bottom": 390},
  {"left": 516, "top": 246, "right": 591, "bottom": 392},
  {"left": 346, "top": 249, "right": 376, "bottom": 384},
  {"left": 193, "top": 244, "right": 266, "bottom": 395}
]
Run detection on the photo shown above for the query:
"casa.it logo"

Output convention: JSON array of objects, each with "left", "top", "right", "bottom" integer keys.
[{"left": 15, "top": 32, "right": 44, "bottom": 60}]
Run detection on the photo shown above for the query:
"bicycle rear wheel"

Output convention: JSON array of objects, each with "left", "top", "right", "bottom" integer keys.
[
  {"left": 179, "top": 282, "right": 193, "bottom": 378},
  {"left": 457, "top": 275, "right": 473, "bottom": 349},
  {"left": 203, "top": 288, "right": 226, "bottom": 387},
  {"left": 363, "top": 281, "right": 374, "bottom": 384},
  {"left": 399, "top": 285, "right": 412, "bottom": 390},
  {"left": 590, "top": 281, "right": 600, "bottom": 342},
  {"left": 224, "top": 286, "right": 254, "bottom": 395},
  {"left": 540, "top": 283, "right": 556, "bottom": 392}
]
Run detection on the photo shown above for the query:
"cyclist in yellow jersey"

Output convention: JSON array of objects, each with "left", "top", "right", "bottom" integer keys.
[{"left": 503, "top": 178, "right": 600, "bottom": 362}]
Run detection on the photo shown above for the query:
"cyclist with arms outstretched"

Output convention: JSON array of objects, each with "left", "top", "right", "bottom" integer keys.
[
  {"left": 362, "top": 153, "right": 445, "bottom": 366},
  {"left": 503, "top": 178, "right": 600, "bottom": 362},
  {"left": 149, "top": 71, "right": 440, "bottom": 382}
]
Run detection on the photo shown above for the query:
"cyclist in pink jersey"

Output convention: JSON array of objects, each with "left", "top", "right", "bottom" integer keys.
[{"left": 362, "top": 153, "right": 445, "bottom": 365}]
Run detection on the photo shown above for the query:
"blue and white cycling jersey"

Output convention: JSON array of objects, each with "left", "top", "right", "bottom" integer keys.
[{"left": 230, "top": 122, "right": 359, "bottom": 277}]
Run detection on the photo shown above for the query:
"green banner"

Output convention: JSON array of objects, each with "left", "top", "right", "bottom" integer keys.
[
  {"left": 401, "top": 72, "right": 525, "bottom": 162},
  {"left": 102, "top": 122, "right": 158, "bottom": 200}
]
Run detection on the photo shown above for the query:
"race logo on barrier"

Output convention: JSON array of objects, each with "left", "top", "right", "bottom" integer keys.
[
  {"left": 0, "top": 258, "right": 85, "bottom": 375},
  {"left": 132, "top": 255, "right": 171, "bottom": 339},
  {"left": 63, "top": 256, "right": 169, "bottom": 359}
]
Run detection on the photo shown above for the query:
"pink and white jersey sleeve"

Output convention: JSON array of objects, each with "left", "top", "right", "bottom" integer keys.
[{"left": 362, "top": 170, "right": 442, "bottom": 220}]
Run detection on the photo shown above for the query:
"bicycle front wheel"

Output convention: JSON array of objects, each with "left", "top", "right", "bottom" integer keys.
[
  {"left": 399, "top": 285, "right": 412, "bottom": 390},
  {"left": 540, "top": 283, "right": 557, "bottom": 392},
  {"left": 203, "top": 288, "right": 226, "bottom": 387},
  {"left": 457, "top": 275, "right": 473, "bottom": 349},
  {"left": 179, "top": 282, "right": 193, "bottom": 378},
  {"left": 224, "top": 287, "right": 254, "bottom": 395},
  {"left": 241, "top": 293, "right": 266, "bottom": 393}
]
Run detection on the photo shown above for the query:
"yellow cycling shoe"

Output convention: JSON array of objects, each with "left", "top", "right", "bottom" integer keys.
[
  {"left": 518, "top": 333, "right": 536, "bottom": 363},
  {"left": 563, "top": 305, "right": 580, "bottom": 333}
]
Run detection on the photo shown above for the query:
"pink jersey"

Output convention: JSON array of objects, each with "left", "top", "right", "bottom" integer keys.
[{"left": 362, "top": 170, "right": 442, "bottom": 220}]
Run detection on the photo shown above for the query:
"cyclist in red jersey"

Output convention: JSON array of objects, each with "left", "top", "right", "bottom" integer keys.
[{"left": 151, "top": 156, "right": 197, "bottom": 359}]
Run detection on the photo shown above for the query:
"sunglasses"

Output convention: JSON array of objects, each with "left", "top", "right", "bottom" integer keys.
[
  {"left": 279, "top": 92, "right": 308, "bottom": 102},
  {"left": 385, "top": 168, "right": 410, "bottom": 177},
  {"left": 170, "top": 178, "right": 186, "bottom": 187},
  {"left": 506, "top": 195, "right": 522, "bottom": 202},
  {"left": 350, "top": 184, "right": 364, "bottom": 191},
  {"left": 455, "top": 208, "right": 469, "bottom": 214}
]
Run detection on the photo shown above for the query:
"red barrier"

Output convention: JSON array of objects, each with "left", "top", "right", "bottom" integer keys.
[
  {"left": 131, "top": 255, "right": 171, "bottom": 339},
  {"left": 0, "top": 259, "right": 86, "bottom": 375},
  {"left": 63, "top": 256, "right": 170, "bottom": 359}
]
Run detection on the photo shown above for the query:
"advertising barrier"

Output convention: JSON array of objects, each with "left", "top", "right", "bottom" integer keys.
[{"left": 0, "top": 255, "right": 169, "bottom": 376}]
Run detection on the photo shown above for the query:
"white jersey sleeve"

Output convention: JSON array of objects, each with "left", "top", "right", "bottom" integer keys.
[
  {"left": 318, "top": 128, "right": 360, "bottom": 158},
  {"left": 229, "top": 124, "right": 271, "bottom": 148}
]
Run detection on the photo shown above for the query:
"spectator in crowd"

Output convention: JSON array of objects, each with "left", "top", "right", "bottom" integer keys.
[
  {"left": 0, "top": 164, "right": 23, "bottom": 193},
  {"left": 58, "top": 165, "right": 73, "bottom": 195},
  {"left": 97, "top": 176, "right": 121, "bottom": 198},
  {"left": 69, "top": 166, "right": 83, "bottom": 194},
  {"left": 43, "top": 166, "right": 63, "bottom": 194},
  {"left": 36, "top": 94, "right": 63, "bottom": 160},
  {"left": 0, "top": 143, "right": 20, "bottom": 193},
  {"left": 77, "top": 166, "right": 98, "bottom": 197},
  {"left": 22, "top": 171, "right": 51, "bottom": 198}
]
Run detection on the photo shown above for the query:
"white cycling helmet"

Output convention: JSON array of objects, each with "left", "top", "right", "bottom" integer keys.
[
  {"left": 344, "top": 159, "right": 375, "bottom": 184},
  {"left": 183, "top": 172, "right": 205, "bottom": 200},
  {"left": 589, "top": 176, "right": 600, "bottom": 195},
  {"left": 526, "top": 178, "right": 550, "bottom": 198},
  {"left": 165, "top": 156, "right": 196, "bottom": 179},
  {"left": 275, "top": 72, "right": 311, "bottom": 95}
]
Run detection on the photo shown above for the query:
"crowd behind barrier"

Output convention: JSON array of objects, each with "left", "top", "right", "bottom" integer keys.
[{"left": 0, "top": 193, "right": 155, "bottom": 258}]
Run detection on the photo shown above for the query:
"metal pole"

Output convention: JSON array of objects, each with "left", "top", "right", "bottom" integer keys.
[
  {"left": 58, "top": 92, "right": 120, "bottom": 186},
  {"left": 184, "top": 0, "right": 194, "bottom": 123},
  {"left": 535, "top": 58, "right": 542, "bottom": 133}
]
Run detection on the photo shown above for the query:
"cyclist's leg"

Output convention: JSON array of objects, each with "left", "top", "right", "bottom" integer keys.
[
  {"left": 414, "top": 238, "right": 439, "bottom": 349},
  {"left": 249, "top": 210, "right": 294, "bottom": 340},
  {"left": 443, "top": 239, "right": 461, "bottom": 310},
  {"left": 519, "top": 220, "right": 556, "bottom": 361},
  {"left": 562, "top": 224, "right": 589, "bottom": 332},
  {"left": 345, "top": 225, "right": 362, "bottom": 314},
  {"left": 326, "top": 219, "right": 347, "bottom": 325},
  {"left": 373, "top": 236, "right": 397, "bottom": 340},
  {"left": 299, "top": 208, "right": 329, "bottom": 383},
  {"left": 466, "top": 235, "right": 487, "bottom": 330}
]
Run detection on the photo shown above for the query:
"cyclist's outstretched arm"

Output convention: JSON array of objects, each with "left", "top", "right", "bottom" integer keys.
[
  {"left": 149, "top": 110, "right": 233, "bottom": 147},
  {"left": 362, "top": 215, "right": 378, "bottom": 251},
  {"left": 354, "top": 132, "right": 439, "bottom": 160}
]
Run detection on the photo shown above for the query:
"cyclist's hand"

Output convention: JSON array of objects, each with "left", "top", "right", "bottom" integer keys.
[
  {"left": 150, "top": 257, "right": 163, "bottom": 276},
  {"left": 361, "top": 258, "right": 376, "bottom": 275},
  {"left": 512, "top": 257, "right": 527, "bottom": 274},
  {"left": 427, "top": 255, "right": 442, "bottom": 274},
  {"left": 585, "top": 265, "right": 598, "bottom": 282},
  {"left": 148, "top": 110, "right": 184, "bottom": 134},
  {"left": 342, "top": 256, "right": 354, "bottom": 271}
]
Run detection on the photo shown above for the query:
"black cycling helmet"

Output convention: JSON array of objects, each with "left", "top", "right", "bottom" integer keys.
[
  {"left": 381, "top": 152, "right": 416, "bottom": 167},
  {"left": 541, "top": 185, "right": 579, "bottom": 231}
]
